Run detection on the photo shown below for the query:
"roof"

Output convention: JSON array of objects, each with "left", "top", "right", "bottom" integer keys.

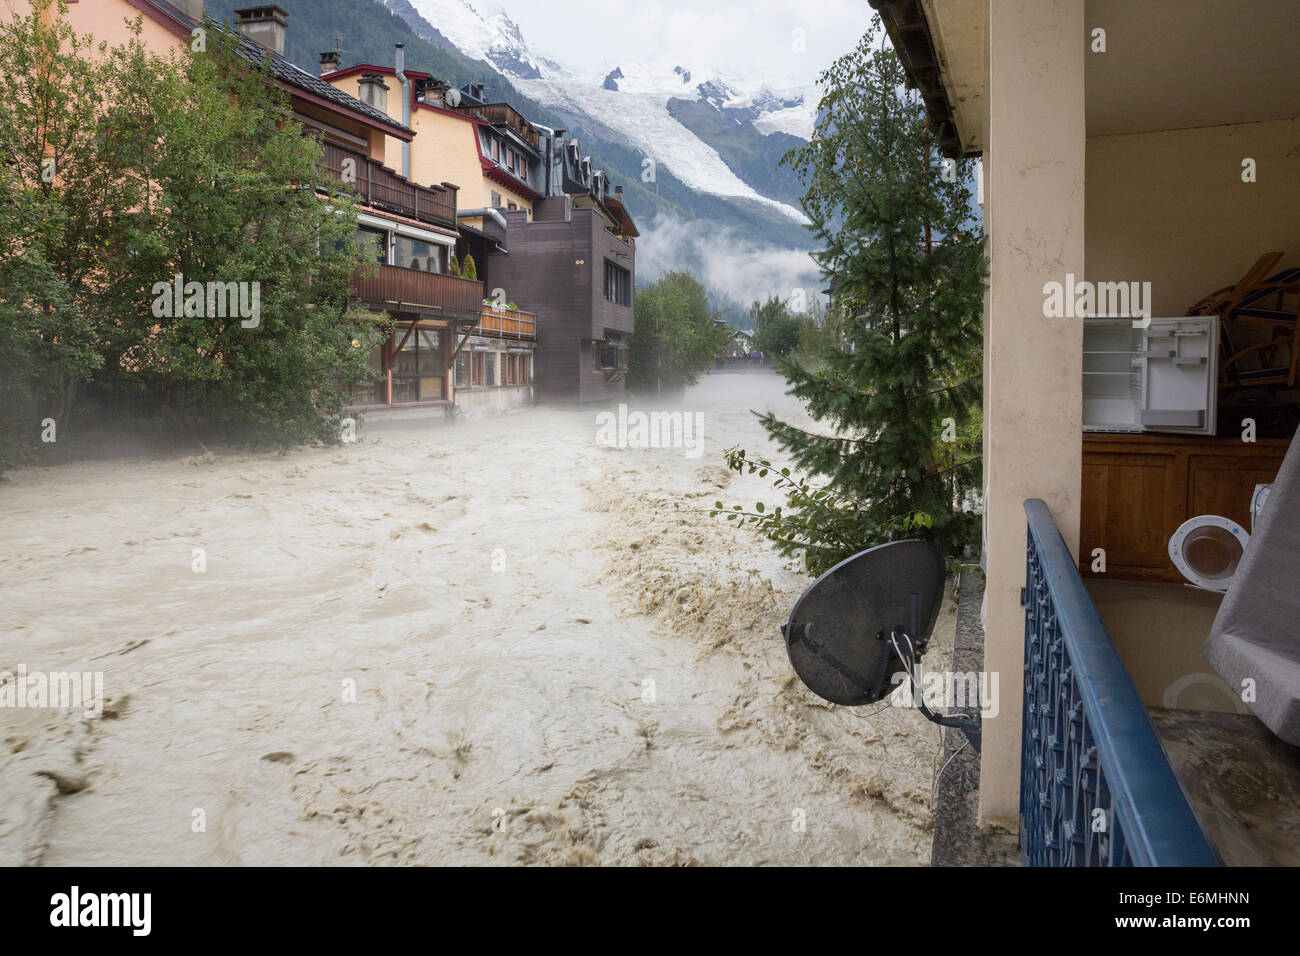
[
  {"left": 321, "top": 64, "right": 433, "bottom": 83},
  {"left": 868, "top": 0, "right": 967, "bottom": 158},
  {"left": 457, "top": 221, "right": 508, "bottom": 255},
  {"left": 136, "top": 1, "right": 412, "bottom": 137},
  {"left": 603, "top": 193, "right": 639, "bottom": 239},
  {"left": 482, "top": 163, "right": 542, "bottom": 203}
]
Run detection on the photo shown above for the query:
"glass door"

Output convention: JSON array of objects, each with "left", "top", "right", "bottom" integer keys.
[
  {"left": 417, "top": 329, "right": 445, "bottom": 401},
  {"left": 391, "top": 329, "right": 419, "bottom": 404}
]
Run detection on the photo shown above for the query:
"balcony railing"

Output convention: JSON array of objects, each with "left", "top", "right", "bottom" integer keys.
[
  {"left": 453, "top": 103, "right": 541, "bottom": 151},
  {"left": 319, "top": 141, "right": 457, "bottom": 230},
  {"left": 475, "top": 306, "right": 537, "bottom": 340},
  {"left": 352, "top": 264, "right": 483, "bottom": 318},
  {"left": 1021, "top": 498, "right": 1220, "bottom": 867}
]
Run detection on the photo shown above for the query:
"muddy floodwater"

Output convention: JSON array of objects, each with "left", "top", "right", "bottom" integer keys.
[{"left": 0, "top": 370, "right": 953, "bottom": 866}]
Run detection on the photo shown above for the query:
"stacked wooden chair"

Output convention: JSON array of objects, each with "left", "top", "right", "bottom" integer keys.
[{"left": 1189, "top": 251, "right": 1300, "bottom": 389}]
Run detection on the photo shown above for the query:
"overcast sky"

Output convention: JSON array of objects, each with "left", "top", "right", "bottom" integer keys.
[{"left": 498, "top": 0, "right": 875, "bottom": 89}]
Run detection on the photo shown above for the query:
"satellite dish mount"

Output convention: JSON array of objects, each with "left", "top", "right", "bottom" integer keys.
[{"left": 781, "top": 540, "right": 981, "bottom": 751}]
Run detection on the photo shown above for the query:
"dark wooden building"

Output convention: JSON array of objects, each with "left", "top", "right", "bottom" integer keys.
[{"left": 482, "top": 198, "right": 635, "bottom": 403}]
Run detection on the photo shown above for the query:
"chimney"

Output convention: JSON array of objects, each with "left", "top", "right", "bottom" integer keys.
[
  {"left": 395, "top": 45, "right": 411, "bottom": 178},
  {"left": 357, "top": 73, "right": 389, "bottom": 112},
  {"left": 615, "top": 185, "right": 623, "bottom": 201},
  {"left": 233, "top": 5, "right": 289, "bottom": 56},
  {"left": 178, "top": 0, "right": 205, "bottom": 19},
  {"left": 319, "top": 51, "right": 340, "bottom": 76}
]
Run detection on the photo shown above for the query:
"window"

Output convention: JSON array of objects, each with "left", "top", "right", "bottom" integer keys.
[
  {"left": 345, "top": 343, "right": 385, "bottom": 405},
  {"left": 393, "top": 235, "right": 444, "bottom": 273},
  {"left": 390, "top": 327, "right": 445, "bottom": 403},
  {"left": 503, "top": 353, "right": 521, "bottom": 385},
  {"left": 507, "top": 201, "right": 517, "bottom": 211},
  {"left": 461, "top": 350, "right": 497, "bottom": 387},
  {"left": 505, "top": 353, "right": 534, "bottom": 385},
  {"left": 491, "top": 138, "right": 499, "bottom": 161},
  {"left": 356, "top": 226, "right": 388, "bottom": 264},
  {"left": 603, "top": 260, "right": 631, "bottom": 306},
  {"left": 594, "top": 343, "right": 630, "bottom": 371},
  {"left": 491, "top": 191, "right": 502, "bottom": 208}
]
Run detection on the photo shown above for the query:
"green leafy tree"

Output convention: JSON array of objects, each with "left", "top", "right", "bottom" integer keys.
[
  {"left": 462, "top": 254, "right": 477, "bottom": 281},
  {"left": 754, "top": 313, "right": 802, "bottom": 357},
  {"left": 796, "top": 296, "right": 845, "bottom": 361},
  {"left": 749, "top": 294, "right": 789, "bottom": 332},
  {"left": 0, "top": 2, "right": 382, "bottom": 465},
  {"left": 628, "top": 271, "right": 727, "bottom": 393},
  {"left": 715, "top": 24, "right": 985, "bottom": 573},
  {"left": 0, "top": 0, "right": 121, "bottom": 462},
  {"left": 96, "top": 26, "right": 381, "bottom": 444}
]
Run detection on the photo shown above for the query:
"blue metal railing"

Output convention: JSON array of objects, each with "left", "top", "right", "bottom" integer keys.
[{"left": 1020, "top": 499, "right": 1220, "bottom": 866}]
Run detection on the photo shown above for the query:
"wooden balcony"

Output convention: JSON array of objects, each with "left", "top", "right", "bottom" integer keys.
[
  {"left": 475, "top": 306, "right": 537, "bottom": 340},
  {"left": 451, "top": 103, "right": 541, "bottom": 151},
  {"left": 352, "top": 264, "right": 483, "bottom": 320},
  {"left": 319, "top": 141, "right": 458, "bottom": 231}
]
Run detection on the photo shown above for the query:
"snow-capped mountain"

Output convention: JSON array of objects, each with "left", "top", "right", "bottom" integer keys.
[{"left": 396, "top": 0, "right": 815, "bottom": 221}]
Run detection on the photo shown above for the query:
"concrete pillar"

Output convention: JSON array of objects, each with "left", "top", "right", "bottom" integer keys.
[{"left": 979, "top": 0, "right": 1086, "bottom": 826}]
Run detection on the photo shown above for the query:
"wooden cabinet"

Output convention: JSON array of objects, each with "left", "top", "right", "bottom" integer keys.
[{"left": 1080, "top": 433, "right": 1289, "bottom": 582}]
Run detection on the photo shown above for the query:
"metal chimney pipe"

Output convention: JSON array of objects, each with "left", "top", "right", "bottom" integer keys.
[
  {"left": 395, "top": 44, "right": 411, "bottom": 178},
  {"left": 531, "top": 123, "right": 561, "bottom": 198}
]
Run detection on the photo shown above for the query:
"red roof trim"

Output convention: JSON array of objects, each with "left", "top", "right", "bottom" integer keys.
[
  {"left": 354, "top": 203, "right": 460, "bottom": 239},
  {"left": 482, "top": 164, "right": 541, "bottom": 202},
  {"left": 325, "top": 64, "right": 432, "bottom": 82},
  {"left": 291, "top": 84, "right": 413, "bottom": 141},
  {"left": 414, "top": 101, "right": 479, "bottom": 123}
]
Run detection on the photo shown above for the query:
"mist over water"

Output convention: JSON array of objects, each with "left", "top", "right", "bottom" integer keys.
[{"left": 0, "top": 369, "right": 950, "bottom": 865}]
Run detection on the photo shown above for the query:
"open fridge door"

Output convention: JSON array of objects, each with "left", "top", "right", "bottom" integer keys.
[{"left": 1139, "top": 315, "right": 1219, "bottom": 436}]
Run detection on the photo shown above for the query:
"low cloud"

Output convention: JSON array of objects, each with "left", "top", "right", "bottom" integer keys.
[{"left": 635, "top": 214, "right": 825, "bottom": 310}]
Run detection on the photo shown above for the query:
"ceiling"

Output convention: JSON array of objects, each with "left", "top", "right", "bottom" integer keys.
[
  {"left": 1086, "top": 0, "right": 1300, "bottom": 136},
  {"left": 918, "top": 0, "right": 1300, "bottom": 150}
]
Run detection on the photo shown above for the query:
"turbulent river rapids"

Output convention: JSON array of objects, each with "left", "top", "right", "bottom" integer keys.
[{"left": 0, "top": 370, "right": 954, "bottom": 865}]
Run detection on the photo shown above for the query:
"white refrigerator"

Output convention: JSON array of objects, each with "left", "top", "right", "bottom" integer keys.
[{"left": 1082, "top": 316, "right": 1219, "bottom": 435}]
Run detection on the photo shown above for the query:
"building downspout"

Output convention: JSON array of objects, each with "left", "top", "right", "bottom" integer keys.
[
  {"left": 457, "top": 207, "right": 509, "bottom": 231},
  {"left": 395, "top": 44, "right": 411, "bottom": 179},
  {"left": 531, "top": 123, "right": 562, "bottom": 198}
]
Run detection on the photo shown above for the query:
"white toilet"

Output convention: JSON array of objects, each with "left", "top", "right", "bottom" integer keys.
[{"left": 1168, "top": 515, "right": 1250, "bottom": 592}]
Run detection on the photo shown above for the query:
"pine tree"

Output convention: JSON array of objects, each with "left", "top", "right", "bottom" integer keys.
[{"left": 716, "top": 24, "right": 985, "bottom": 574}]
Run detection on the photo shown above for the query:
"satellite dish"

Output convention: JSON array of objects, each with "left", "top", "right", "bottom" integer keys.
[
  {"left": 780, "top": 539, "right": 981, "bottom": 749},
  {"left": 444, "top": 87, "right": 461, "bottom": 108}
]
